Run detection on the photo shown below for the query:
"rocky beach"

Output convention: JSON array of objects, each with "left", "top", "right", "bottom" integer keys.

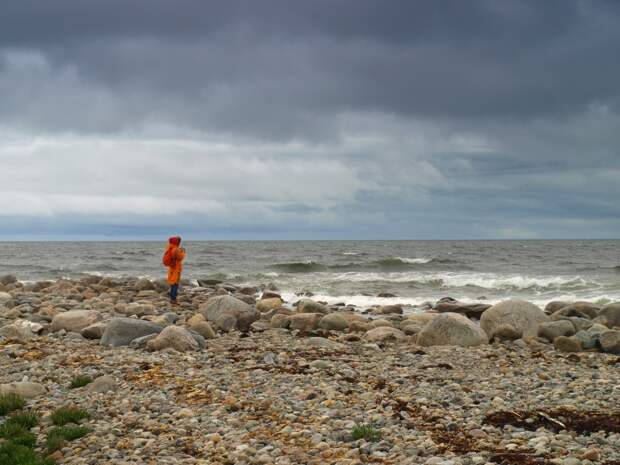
[{"left": 1, "top": 273, "right": 619, "bottom": 465}]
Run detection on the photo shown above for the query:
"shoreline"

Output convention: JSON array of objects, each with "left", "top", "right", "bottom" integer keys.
[{"left": 1, "top": 274, "right": 619, "bottom": 464}]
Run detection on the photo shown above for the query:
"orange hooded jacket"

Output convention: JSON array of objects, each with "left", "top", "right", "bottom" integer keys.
[{"left": 165, "top": 236, "right": 186, "bottom": 285}]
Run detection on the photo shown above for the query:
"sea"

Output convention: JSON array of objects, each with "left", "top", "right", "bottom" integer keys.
[{"left": 1, "top": 240, "right": 619, "bottom": 309}]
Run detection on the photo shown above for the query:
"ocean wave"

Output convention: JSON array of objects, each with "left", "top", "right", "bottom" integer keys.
[
  {"left": 269, "top": 261, "right": 328, "bottom": 273},
  {"left": 331, "top": 272, "right": 600, "bottom": 292}
]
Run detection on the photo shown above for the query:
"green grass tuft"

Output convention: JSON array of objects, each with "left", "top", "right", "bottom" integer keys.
[
  {"left": 6, "top": 412, "right": 39, "bottom": 429},
  {"left": 0, "top": 393, "right": 26, "bottom": 416},
  {"left": 69, "top": 376, "right": 92, "bottom": 389},
  {"left": 351, "top": 423, "right": 382, "bottom": 441},
  {"left": 45, "top": 426, "right": 90, "bottom": 452},
  {"left": 0, "top": 442, "right": 55, "bottom": 465},
  {"left": 50, "top": 407, "right": 89, "bottom": 426}
]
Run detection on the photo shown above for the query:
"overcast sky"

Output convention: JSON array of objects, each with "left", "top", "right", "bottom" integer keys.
[{"left": 1, "top": 0, "right": 619, "bottom": 240}]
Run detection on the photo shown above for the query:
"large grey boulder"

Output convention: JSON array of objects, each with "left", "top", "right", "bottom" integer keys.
[
  {"left": 554, "top": 335, "right": 582, "bottom": 352},
  {"left": 599, "top": 330, "right": 620, "bottom": 354},
  {"left": 417, "top": 313, "right": 488, "bottom": 347},
  {"left": 480, "top": 300, "right": 548, "bottom": 338},
  {"left": 599, "top": 303, "right": 620, "bottom": 328},
  {"left": 538, "top": 320, "right": 575, "bottom": 342},
  {"left": 101, "top": 318, "right": 163, "bottom": 347},
  {"left": 51, "top": 310, "right": 102, "bottom": 333},
  {"left": 199, "top": 295, "right": 259, "bottom": 331},
  {"left": 146, "top": 325, "right": 199, "bottom": 352}
]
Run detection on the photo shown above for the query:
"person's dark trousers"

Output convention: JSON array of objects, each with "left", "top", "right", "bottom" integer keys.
[{"left": 170, "top": 283, "right": 179, "bottom": 301}]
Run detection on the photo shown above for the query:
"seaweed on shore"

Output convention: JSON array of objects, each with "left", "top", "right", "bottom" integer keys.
[{"left": 484, "top": 408, "right": 620, "bottom": 434}]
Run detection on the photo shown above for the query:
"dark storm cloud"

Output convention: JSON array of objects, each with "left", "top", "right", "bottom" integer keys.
[{"left": 1, "top": 0, "right": 620, "bottom": 239}]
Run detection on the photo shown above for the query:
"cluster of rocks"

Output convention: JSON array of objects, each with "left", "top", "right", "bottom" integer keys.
[{"left": 1, "top": 274, "right": 619, "bottom": 464}]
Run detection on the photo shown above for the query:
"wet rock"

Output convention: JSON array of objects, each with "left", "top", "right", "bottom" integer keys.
[
  {"left": 146, "top": 325, "right": 199, "bottom": 352},
  {"left": 417, "top": 312, "right": 488, "bottom": 347},
  {"left": 545, "top": 300, "right": 572, "bottom": 314},
  {"left": 574, "top": 330, "right": 597, "bottom": 350},
  {"left": 363, "top": 326, "right": 406, "bottom": 342},
  {"left": 481, "top": 299, "right": 549, "bottom": 338},
  {"left": 134, "top": 278, "right": 155, "bottom": 291},
  {"left": 551, "top": 307, "right": 593, "bottom": 321},
  {"left": 538, "top": 320, "right": 576, "bottom": 341},
  {"left": 51, "top": 310, "right": 103, "bottom": 333},
  {"left": 554, "top": 335, "right": 582, "bottom": 352},
  {"left": 376, "top": 304, "right": 403, "bottom": 315},
  {"left": 101, "top": 318, "right": 163, "bottom": 347}
]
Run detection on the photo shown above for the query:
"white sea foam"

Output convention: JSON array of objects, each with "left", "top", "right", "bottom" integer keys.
[
  {"left": 329, "top": 271, "right": 598, "bottom": 291},
  {"left": 396, "top": 257, "right": 432, "bottom": 264}
]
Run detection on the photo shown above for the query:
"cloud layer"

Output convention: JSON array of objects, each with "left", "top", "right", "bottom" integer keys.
[{"left": 1, "top": 0, "right": 619, "bottom": 239}]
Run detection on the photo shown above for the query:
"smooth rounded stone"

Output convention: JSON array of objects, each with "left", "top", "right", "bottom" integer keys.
[
  {"left": 554, "top": 335, "right": 582, "bottom": 352},
  {"left": 574, "top": 331, "right": 597, "bottom": 350},
  {"left": 480, "top": 299, "right": 549, "bottom": 338},
  {"left": 256, "top": 298, "right": 284, "bottom": 313},
  {"left": 568, "top": 317, "right": 593, "bottom": 332},
  {"left": 134, "top": 278, "right": 155, "bottom": 291},
  {"left": 348, "top": 320, "right": 370, "bottom": 333},
  {"left": 81, "top": 321, "right": 107, "bottom": 339},
  {"left": 190, "top": 321, "right": 216, "bottom": 339},
  {"left": 433, "top": 299, "right": 491, "bottom": 318},
  {"left": 214, "top": 313, "right": 237, "bottom": 332},
  {"left": 0, "top": 291, "right": 12, "bottom": 303},
  {"left": 417, "top": 312, "right": 488, "bottom": 347},
  {"left": 490, "top": 323, "right": 522, "bottom": 341},
  {"left": 306, "top": 337, "right": 346, "bottom": 350},
  {"left": 146, "top": 325, "right": 199, "bottom": 352},
  {"left": 101, "top": 318, "right": 163, "bottom": 347},
  {"left": 0, "top": 381, "right": 46, "bottom": 398},
  {"left": 118, "top": 302, "right": 157, "bottom": 317},
  {"left": 587, "top": 323, "right": 610, "bottom": 335},
  {"left": 363, "top": 326, "right": 406, "bottom": 342},
  {"left": 51, "top": 310, "right": 103, "bottom": 333},
  {"left": 87, "top": 375, "right": 117, "bottom": 393},
  {"left": 289, "top": 313, "right": 322, "bottom": 331},
  {"left": 545, "top": 301, "right": 571, "bottom": 314},
  {"left": 551, "top": 307, "right": 593, "bottom": 321},
  {"left": 368, "top": 319, "right": 393, "bottom": 329},
  {"left": 296, "top": 299, "right": 329, "bottom": 314},
  {"left": 599, "top": 303, "right": 620, "bottom": 328},
  {"left": 129, "top": 333, "right": 158, "bottom": 349},
  {"left": 271, "top": 313, "right": 291, "bottom": 329},
  {"left": 401, "top": 324, "right": 424, "bottom": 336},
  {"left": 599, "top": 330, "right": 620, "bottom": 354},
  {"left": 376, "top": 305, "right": 403, "bottom": 315},
  {"left": 187, "top": 313, "right": 206, "bottom": 326},
  {"left": 199, "top": 295, "right": 259, "bottom": 331},
  {"left": 0, "top": 319, "right": 43, "bottom": 342},
  {"left": 538, "top": 320, "right": 576, "bottom": 342},
  {"left": 318, "top": 313, "right": 349, "bottom": 331}
]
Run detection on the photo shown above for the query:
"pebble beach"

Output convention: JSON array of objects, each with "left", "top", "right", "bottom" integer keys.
[{"left": 1, "top": 274, "right": 619, "bottom": 465}]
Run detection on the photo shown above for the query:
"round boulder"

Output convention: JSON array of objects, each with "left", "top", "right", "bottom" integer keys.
[
  {"left": 599, "top": 303, "right": 620, "bottom": 328},
  {"left": 100, "top": 318, "right": 163, "bottom": 347},
  {"left": 417, "top": 313, "right": 488, "bottom": 347},
  {"left": 256, "top": 298, "right": 284, "bottom": 313},
  {"left": 51, "top": 310, "right": 102, "bottom": 333},
  {"left": 538, "top": 320, "right": 576, "bottom": 342},
  {"left": 199, "top": 295, "right": 259, "bottom": 332},
  {"left": 146, "top": 325, "right": 199, "bottom": 352},
  {"left": 480, "top": 300, "right": 548, "bottom": 339},
  {"left": 319, "top": 313, "right": 349, "bottom": 331},
  {"left": 364, "top": 326, "right": 406, "bottom": 343}
]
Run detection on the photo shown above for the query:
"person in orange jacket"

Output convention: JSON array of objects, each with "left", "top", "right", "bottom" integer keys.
[{"left": 163, "top": 236, "right": 186, "bottom": 305}]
